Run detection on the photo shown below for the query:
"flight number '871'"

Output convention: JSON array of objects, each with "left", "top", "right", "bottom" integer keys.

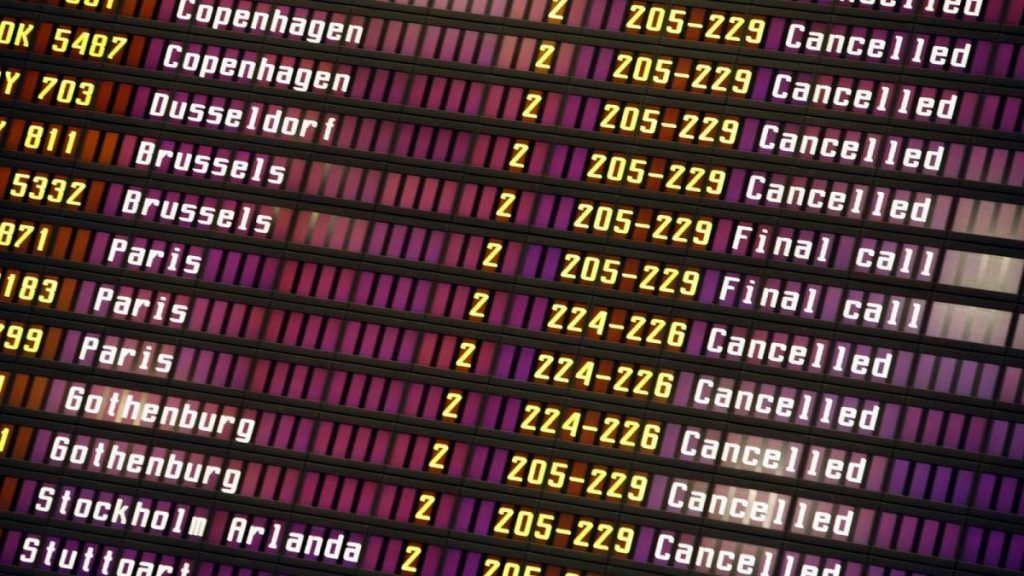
[{"left": 0, "top": 220, "right": 51, "bottom": 253}]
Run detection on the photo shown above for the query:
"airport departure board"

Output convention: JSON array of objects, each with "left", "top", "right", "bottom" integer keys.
[{"left": 0, "top": 0, "right": 1021, "bottom": 575}]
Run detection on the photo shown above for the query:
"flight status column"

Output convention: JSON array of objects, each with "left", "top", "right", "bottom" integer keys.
[{"left": 0, "top": 0, "right": 1020, "bottom": 575}]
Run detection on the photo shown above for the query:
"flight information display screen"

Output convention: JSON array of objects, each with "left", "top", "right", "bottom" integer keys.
[{"left": 0, "top": 0, "right": 1020, "bottom": 575}]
